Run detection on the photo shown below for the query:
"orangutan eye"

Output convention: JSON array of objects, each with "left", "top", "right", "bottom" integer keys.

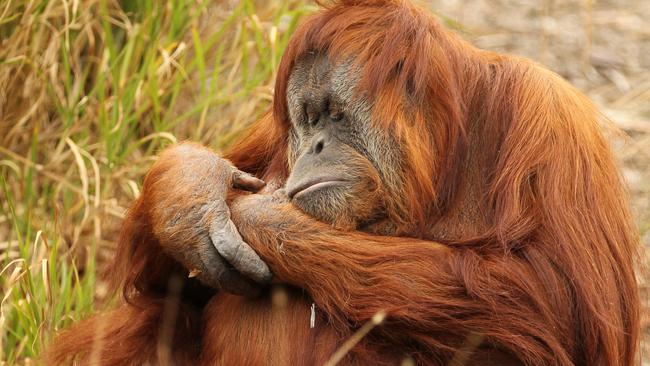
[
  {"left": 304, "top": 103, "right": 317, "bottom": 126},
  {"left": 328, "top": 102, "right": 343, "bottom": 122},
  {"left": 330, "top": 111, "right": 343, "bottom": 122}
]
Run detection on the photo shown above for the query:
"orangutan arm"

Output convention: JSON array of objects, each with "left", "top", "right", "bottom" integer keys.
[
  {"left": 229, "top": 193, "right": 547, "bottom": 351},
  {"left": 138, "top": 142, "right": 272, "bottom": 296}
]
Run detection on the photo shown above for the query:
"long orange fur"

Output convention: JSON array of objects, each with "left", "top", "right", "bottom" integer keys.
[{"left": 47, "top": 1, "right": 640, "bottom": 365}]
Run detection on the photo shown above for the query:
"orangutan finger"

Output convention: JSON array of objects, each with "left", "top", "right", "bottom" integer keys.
[
  {"left": 193, "top": 235, "right": 263, "bottom": 297},
  {"left": 232, "top": 169, "right": 266, "bottom": 192},
  {"left": 210, "top": 219, "right": 273, "bottom": 284}
]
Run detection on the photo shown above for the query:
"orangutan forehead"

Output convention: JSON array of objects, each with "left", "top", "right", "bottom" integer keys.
[
  {"left": 284, "top": 52, "right": 403, "bottom": 196},
  {"left": 286, "top": 53, "right": 369, "bottom": 125},
  {"left": 287, "top": 54, "right": 360, "bottom": 108}
]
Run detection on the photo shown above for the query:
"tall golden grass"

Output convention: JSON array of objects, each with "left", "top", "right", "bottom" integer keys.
[{"left": 0, "top": 0, "right": 311, "bottom": 363}]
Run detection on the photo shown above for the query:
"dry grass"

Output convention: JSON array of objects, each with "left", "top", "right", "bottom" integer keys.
[
  {"left": 0, "top": 0, "right": 311, "bottom": 363},
  {"left": 0, "top": 0, "right": 647, "bottom": 364}
]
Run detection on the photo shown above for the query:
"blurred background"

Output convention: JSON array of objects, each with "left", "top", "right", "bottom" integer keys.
[{"left": 0, "top": 0, "right": 648, "bottom": 364}]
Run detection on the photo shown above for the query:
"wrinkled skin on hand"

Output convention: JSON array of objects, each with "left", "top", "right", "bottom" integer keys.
[{"left": 146, "top": 143, "right": 273, "bottom": 296}]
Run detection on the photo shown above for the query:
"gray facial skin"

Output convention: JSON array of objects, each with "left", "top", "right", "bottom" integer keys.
[{"left": 283, "top": 53, "right": 404, "bottom": 230}]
